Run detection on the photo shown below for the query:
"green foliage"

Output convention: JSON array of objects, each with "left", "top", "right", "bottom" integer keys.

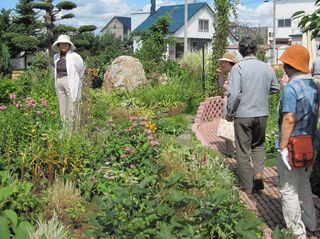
[
  {"left": 88, "top": 147, "right": 262, "bottom": 238},
  {"left": 135, "top": 16, "right": 174, "bottom": 76},
  {"left": 156, "top": 115, "right": 189, "bottom": 136},
  {"left": 210, "top": 0, "right": 239, "bottom": 95},
  {"left": 292, "top": 0, "right": 320, "bottom": 39},
  {"left": 30, "top": 52, "right": 51, "bottom": 70}
]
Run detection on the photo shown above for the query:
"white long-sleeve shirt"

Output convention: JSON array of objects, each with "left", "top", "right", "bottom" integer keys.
[{"left": 54, "top": 50, "right": 85, "bottom": 102}]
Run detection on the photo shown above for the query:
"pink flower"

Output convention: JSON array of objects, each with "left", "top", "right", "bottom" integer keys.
[
  {"left": 147, "top": 135, "right": 154, "bottom": 141},
  {"left": 110, "top": 155, "right": 117, "bottom": 161},
  {"left": 0, "top": 105, "right": 7, "bottom": 111},
  {"left": 129, "top": 116, "right": 138, "bottom": 121},
  {"left": 91, "top": 176, "right": 97, "bottom": 183},
  {"left": 131, "top": 123, "right": 138, "bottom": 128},
  {"left": 36, "top": 111, "right": 43, "bottom": 116},
  {"left": 150, "top": 140, "right": 159, "bottom": 147},
  {"left": 41, "top": 98, "right": 47, "bottom": 107},
  {"left": 143, "top": 129, "right": 152, "bottom": 135},
  {"left": 16, "top": 101, "right": 22, "bottom": 109},
  {"left": 140, "top": 121, "right": 147, "bottom": 127},
  {"left": 120, "top": 154, "right": 128, "bottom": 159},
  {"left": 26, "top": 97, "right": 37, "bottom": 108},
  {"left": 139, "top": 116, "right": 148, "bottom": 121},
  {"left": 9, "top": 93, "right": 16, "bottom": 100},
  {"left": 130, "top": 164, "right": 136, "bottom": 169},
  {"left": 124, "top": 146, "right": 134, "bottom": 154}
]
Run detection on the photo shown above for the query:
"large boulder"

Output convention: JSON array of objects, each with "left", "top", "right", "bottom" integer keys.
[{"left": 102, "top": 56, "right": 147, "bottom": 91}]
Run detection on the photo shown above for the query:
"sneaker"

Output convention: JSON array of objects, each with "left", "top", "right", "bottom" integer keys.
[{"left": 253, "top": 178, "right": 264, "bottom": 192}]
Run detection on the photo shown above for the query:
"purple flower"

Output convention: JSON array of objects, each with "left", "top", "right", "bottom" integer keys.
[{"left": 26, "top": 97, "right": 37, "bottom": 108}]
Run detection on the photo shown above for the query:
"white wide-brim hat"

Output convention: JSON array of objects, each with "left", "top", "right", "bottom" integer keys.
[{"left": 52, "top": 34, "right": 76, "bottom": 52}]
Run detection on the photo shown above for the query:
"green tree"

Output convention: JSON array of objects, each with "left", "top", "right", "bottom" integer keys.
[
  {"left": 210, "top": 0, "right": 238, "bottom": 95},
  {"left": 32, "top": 0, "right": 96, "bottom": 56},
  {"left": 292, "top": 0, "right": 320, "bottom": 39},
  {"left": 4, "top": 0, "right": 42, "bottom": 65},
  {"left": 134, "top": 16, "right": 173, "bottom": 75},
  {"left": 0, "top": 9, "right": 12, "bottom": 73}
]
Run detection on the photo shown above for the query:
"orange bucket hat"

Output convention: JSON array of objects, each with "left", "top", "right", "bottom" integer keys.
[{"left": 279, "top": 45, "right": 310, "bottom": 73}]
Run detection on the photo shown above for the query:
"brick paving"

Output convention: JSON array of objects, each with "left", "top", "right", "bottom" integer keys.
[{"left": 193, "top": 118, "right": 320, "bottom": 239}]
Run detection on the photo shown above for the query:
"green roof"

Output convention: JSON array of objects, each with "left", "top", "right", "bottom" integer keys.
[{"left": 134, "top": 2, "right": 211, "bottom": 33}]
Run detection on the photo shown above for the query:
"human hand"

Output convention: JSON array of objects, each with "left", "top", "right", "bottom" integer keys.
[{"left": 278, "top": 148, "right": 291, "bottom": 170}]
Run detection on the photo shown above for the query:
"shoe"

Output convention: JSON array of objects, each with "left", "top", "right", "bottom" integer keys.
[{"left": 253, "top": 178, "right": 264, "bottom": 192}]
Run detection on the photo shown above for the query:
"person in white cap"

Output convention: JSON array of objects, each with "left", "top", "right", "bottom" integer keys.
[
  {"left": 52, "top": 34, "right": 85, "bottom": 133},
  {"left": 217, "top": 51, "right": 238, "bottom": 157}
]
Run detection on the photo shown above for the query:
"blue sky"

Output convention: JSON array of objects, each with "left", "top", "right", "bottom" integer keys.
[{"left": 0, "top": 0, "right": 273, "bottom": 30}]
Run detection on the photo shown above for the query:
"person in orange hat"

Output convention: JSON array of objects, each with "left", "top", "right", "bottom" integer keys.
[
  {"left": 217, "top": 51, "right": 238, "bottom": 157},
  {"left": 277, "top": 44, "right": 319, "bottom": 238}
]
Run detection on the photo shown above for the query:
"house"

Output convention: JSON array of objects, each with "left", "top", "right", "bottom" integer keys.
[
  {"left": 133, "top": 2, "right": 237, "bottom": 59},
  {"left": 101, "top": 16, "right": 131, "bottom": 46},
  {"left": 273, "top": 0, "right": 320, "bottom": 62}
]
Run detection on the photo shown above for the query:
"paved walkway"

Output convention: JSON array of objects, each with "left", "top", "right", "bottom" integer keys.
[{"left": 193, "top": 119, "right": 320, "bottom": 239}]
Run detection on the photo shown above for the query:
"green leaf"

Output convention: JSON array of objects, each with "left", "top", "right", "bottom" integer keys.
[
  {"left": 272, "top": 227, "right": 281, "bottom": 239},
  {"left": 14, "top": 221, "right": 33, "bottom": 239},
  {"left": 4, "top": 209, "right": 18, "bottom": 230},
  {"left": 0, "top": 216, "right": 10, "bottom": 239},
  {"left": 0, "top": 186, "right": 16, "bottom": 203},
  {"left": 164, "top": 171, "right": 186, "bottom": 187},
  {"left": 291, "top": 10, "right": 305, "bottom": 20}
]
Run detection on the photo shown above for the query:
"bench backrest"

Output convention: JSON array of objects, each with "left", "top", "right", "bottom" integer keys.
[{"left": 194, "top": 96, "right": 224, "bottom": 123}]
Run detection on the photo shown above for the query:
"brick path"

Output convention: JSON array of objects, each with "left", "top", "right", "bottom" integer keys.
[{"left": 193, "top": 119, "right": 320, "bottom": 239}]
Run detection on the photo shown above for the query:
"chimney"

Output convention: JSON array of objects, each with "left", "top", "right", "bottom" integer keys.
[{"left": 150, "top": 0, "right": 156, "bottom": 15}]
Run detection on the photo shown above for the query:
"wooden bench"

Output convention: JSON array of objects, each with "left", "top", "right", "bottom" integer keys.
[{"left": 192, "top": 96, "right": 320, "bottom": 239}]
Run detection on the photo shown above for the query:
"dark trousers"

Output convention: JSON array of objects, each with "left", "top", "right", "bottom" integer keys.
[{"left": 234, "top": 116, "right": 268, "bottom": 191}]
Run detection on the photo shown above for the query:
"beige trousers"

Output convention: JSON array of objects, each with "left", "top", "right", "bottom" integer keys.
[
  {"left": 56, "top": 76, "right": 76, "bottom": 132},
  {"left": 278, "top": 153, "right": 317, "bottom": 238}
]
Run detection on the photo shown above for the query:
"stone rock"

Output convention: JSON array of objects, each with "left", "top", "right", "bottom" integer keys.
[{"left": 102, "top": 56, "right": 147, "bottom": 91}]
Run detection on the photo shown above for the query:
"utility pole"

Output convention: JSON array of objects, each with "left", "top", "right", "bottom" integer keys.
[
  {"left": 272, "top": 0, "right": 276, "bottom": 64},
  {"left": 184, "top": 0, "right": 188, "bottom": 55}
]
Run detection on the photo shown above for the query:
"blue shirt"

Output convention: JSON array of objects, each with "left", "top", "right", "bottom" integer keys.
[{"left": 277, "top": 73, "right": 319, "bottom": 148}]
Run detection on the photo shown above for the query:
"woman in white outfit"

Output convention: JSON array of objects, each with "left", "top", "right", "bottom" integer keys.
[{"left": 52, "top": 35, "right": 85, "bottom": 132}]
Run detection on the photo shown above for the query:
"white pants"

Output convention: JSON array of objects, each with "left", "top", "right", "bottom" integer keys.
[
  {"left": 56, "top": 76, "right": 76, "bottom": 131},
  {"left": 278, "top": 153, "right": 317, "bottom": 238}
]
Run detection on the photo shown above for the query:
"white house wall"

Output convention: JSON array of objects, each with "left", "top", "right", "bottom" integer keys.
[
  {"left": 131, "top": 11, "right": 150, "bottom": 31},
  {"left": 276, "top": 0, "right": 315, "bottom": 39},
  {"left": 175, "top": 6, "right": 214, "bottom": 39}
]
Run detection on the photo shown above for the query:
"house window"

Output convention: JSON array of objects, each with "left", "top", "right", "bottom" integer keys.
[
  {"left": 278, "top": 19, "right": 291, "bottom": 28},
  {"left": 198, "top": 19, "right": 209, "bottom": 32}
]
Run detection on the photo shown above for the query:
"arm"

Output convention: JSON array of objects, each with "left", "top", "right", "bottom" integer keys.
[
  {"left": 279, "top": 112, "right": 295, "bottom": 150},
  {"left": 270, "top": 70, "right": 280, "bottom": 94}
]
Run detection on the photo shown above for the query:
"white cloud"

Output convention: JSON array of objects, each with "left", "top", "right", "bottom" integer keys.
[{"left": 237, "top": 2, "right": 273, "bottom": 27}]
